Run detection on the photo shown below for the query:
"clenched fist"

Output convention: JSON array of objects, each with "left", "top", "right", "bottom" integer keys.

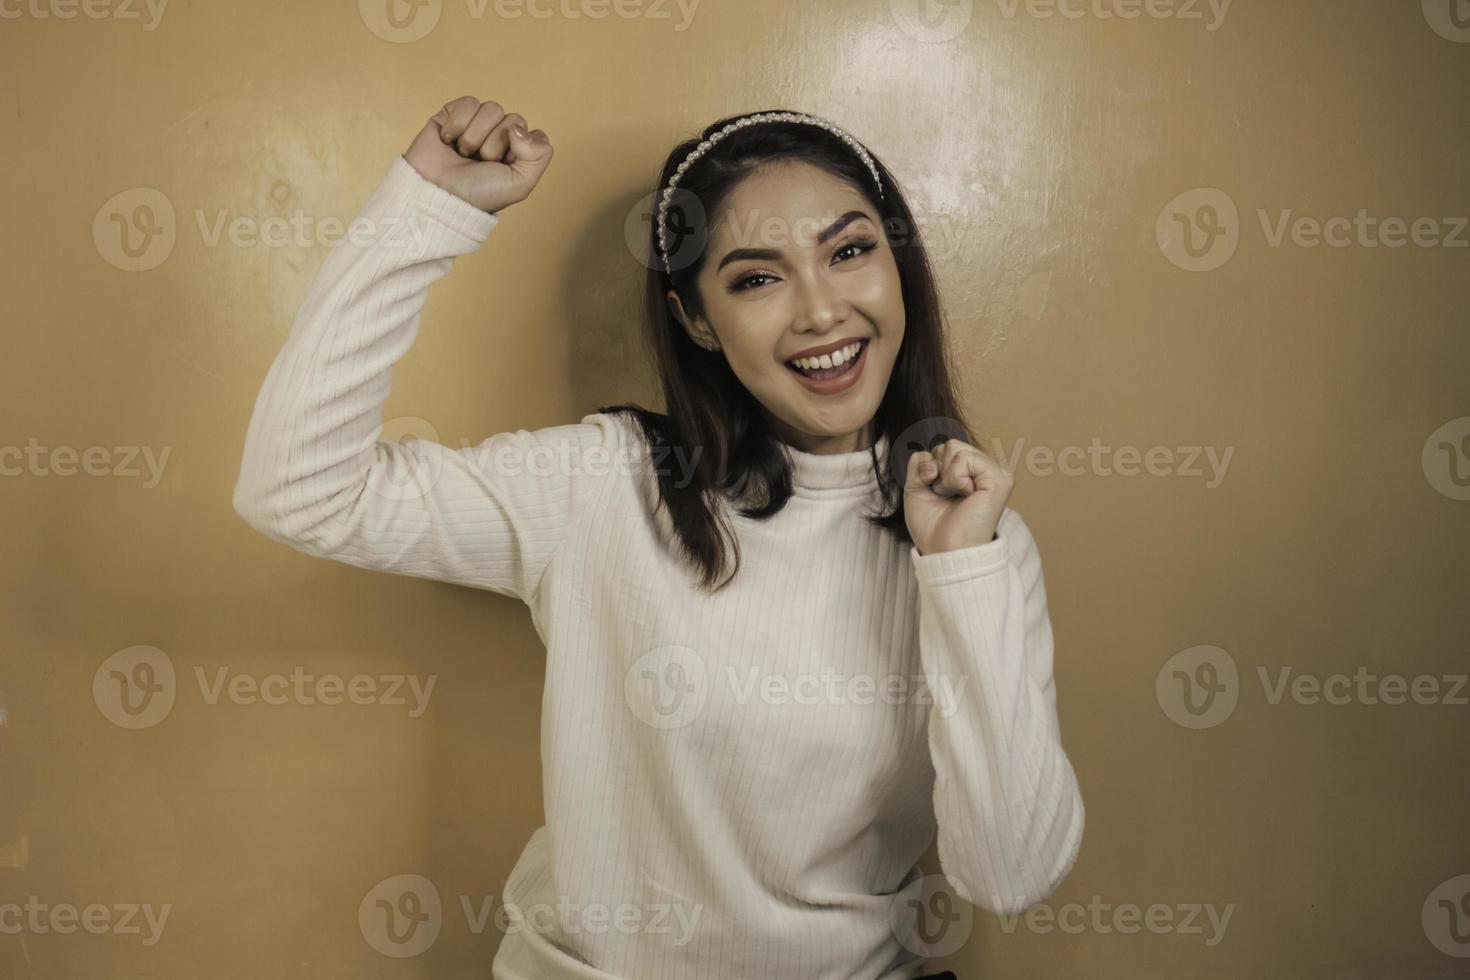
[{"left": 404, "top": 96, "right": 555, "bottom": 216}]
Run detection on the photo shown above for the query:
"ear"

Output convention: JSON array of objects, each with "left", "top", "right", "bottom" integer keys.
[{"left": 666, "top": 289, "right": 719, "bottom": 350}]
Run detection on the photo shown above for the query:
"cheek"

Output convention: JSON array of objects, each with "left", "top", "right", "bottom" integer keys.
[{"left": 859, "top": 259, "right": 905, "bottom": 330}]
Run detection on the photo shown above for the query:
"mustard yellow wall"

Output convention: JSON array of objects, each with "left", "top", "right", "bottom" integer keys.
[{"left": 2, "top": 0, "right": 1468, "bottom": 976}]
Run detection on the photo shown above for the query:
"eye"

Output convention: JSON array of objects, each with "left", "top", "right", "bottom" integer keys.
[
  {"left": 835, "top": 238, "right": 878, "bottom": 262},
  {"left": 727, "top": 238, "right": 879, "bottom": 293},
  {"left": 730, "top": 271, "right": 776, "bottom": 292}
]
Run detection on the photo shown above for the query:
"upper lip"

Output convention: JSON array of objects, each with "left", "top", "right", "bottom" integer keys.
[{"left": 784, "top": 336, "right": 868, "bottom": 362}]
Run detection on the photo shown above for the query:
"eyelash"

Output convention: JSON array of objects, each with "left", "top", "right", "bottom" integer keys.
[{"left": 727, "top": 239, "right": 879, "bottom": 293}]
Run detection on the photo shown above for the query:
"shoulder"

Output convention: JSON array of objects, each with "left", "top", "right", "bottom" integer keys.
[
  {"left": 575, "top": 407, "right": 681, "bottom": 499},
  {"left": 579, "top": 406, "right": 665, "bottom": 458}
]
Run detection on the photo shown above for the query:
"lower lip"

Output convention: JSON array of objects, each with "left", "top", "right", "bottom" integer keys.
[{"left": 786, "top": 340, "right": 869, "bottom": 395}]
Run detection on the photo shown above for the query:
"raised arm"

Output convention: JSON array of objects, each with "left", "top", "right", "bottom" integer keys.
[
  {"left": 231, "top": 97, "right": 614, "bottom": 603},
  {"left": 909, "top": 507, "right": 1086, "bottom": 916}
]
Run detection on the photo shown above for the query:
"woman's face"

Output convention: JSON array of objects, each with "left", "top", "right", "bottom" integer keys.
[{"left": 666, "top": 160, "right": 906, "bottom": 455}]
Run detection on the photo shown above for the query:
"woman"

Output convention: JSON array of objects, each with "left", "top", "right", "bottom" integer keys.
[{"left": 233, "top": 95, "right": 1084, "bottom": 979}]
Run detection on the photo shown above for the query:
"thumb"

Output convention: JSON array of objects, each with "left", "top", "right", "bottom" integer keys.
[{"left": 504, "top": 127, "right": 554, "bottom": 197}]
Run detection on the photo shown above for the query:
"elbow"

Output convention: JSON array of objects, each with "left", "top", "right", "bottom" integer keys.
[
  {"left": 231, "top": 479, "right": 267, "bottom": 531},
  {"left": 231, "top": 475, "right": 270, "bottom": 531},
  {"left": 230, "top": 475, "right": 311, "bottom": 547},
  {"left": 232, "top": 469, "right": 291, "bottom": 538},
  {"left": 945, "top": 786, "right": 1086, "bottom": 918},
  {"left": 231, "top": 472, "right": 357, "bottom": 556}
]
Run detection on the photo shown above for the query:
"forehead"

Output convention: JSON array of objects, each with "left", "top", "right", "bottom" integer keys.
[{"left": 707, "top": 160, "right": 873, "bottom": 249}]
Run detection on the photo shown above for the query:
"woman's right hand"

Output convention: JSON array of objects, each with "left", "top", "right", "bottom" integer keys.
[{"left": 404, "top": 96, "right": 555, "bottom": 216}]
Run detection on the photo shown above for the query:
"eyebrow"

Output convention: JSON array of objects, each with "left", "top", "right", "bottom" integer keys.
[{"left": 714, "top": 210, "right": 873, "bottom": 273}]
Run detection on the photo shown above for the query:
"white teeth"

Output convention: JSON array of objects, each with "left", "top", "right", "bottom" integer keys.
[{"left": 790, "top": 341, "right": 862, "bottom": 372}]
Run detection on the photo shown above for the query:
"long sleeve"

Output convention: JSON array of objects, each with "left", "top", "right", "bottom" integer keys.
[
  {"left": 232, "top": 154, "right": 623, "bottom": 604},
  {"left": 909, "top": 507, "right": 1085, "bottom": 916}
]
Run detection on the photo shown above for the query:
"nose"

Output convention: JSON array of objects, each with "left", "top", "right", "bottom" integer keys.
[{"left": 791, "top": 266, "right": 852, "bottom": 334}]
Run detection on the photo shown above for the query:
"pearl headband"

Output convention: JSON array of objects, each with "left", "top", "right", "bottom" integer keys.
[{"left": 656, "top": 111, "right": 885, "bottom": 274}]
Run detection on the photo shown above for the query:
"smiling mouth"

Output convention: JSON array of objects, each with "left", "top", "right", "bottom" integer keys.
[{"left": 785, "top": 339, "right": 868, "bottom": 380}]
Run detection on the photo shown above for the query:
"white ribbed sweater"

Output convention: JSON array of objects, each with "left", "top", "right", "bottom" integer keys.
[{"left": 232, "top": 155, "right": 1085, "bottom": 979}]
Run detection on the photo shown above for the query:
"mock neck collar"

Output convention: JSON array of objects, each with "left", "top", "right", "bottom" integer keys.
[{"left": 781, "top": 432, "right": 891, "bottom": 491}]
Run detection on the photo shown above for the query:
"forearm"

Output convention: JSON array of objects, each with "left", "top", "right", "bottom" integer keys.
[
  {"left": 912, "top": 512, "right": 1085, "bottom": 915},
  {"left": 232, "top": 155, "right": 498, "bottom": 549}
]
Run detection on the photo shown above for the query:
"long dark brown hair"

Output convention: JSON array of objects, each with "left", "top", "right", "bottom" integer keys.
[{"left": 596, "top": 109, "right": 976, "bottom": 592}]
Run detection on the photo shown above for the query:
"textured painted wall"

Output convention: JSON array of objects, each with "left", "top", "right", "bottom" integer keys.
[{"left": 1, "top": 0, "right": 1467, "bottom": 976}]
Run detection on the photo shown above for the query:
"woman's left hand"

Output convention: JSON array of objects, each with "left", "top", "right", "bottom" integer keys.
[{"left": 903, "top": 438, "right": 1014, "bottom": 556}]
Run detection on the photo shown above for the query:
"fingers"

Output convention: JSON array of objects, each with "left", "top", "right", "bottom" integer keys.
[
  {"left": 434, "top": 95, "right": 485, "bottom": 146},
  {"left": 906, "top": 439, "right": 1011, "bottom": 497},
  {"left": 904, "top": 448, "right": 940, "bottom": 494},
  {"left": 434, "top": 98, "right": 524, "bottom": 161},
  {"left": 481, "top": 112, "right": 530, "bottom": 163},
  {"left": 502, "top": 127, "right": 555, "bottom": 202}
]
